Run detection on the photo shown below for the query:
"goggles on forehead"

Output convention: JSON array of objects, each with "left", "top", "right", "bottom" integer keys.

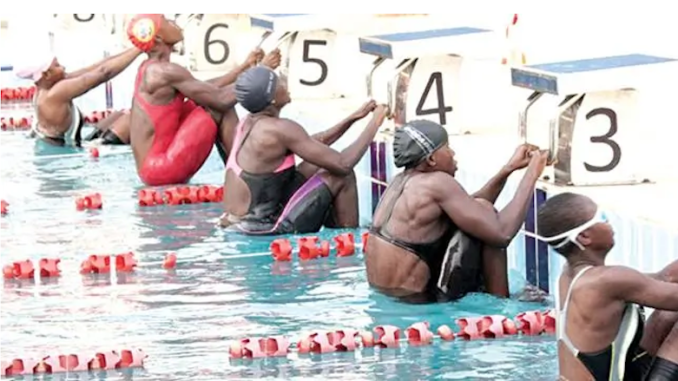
[{"left": 541, "top": 208, "right": 608, "bottom": 251}]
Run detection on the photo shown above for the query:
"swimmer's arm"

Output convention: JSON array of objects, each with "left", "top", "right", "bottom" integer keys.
[
  {"left": 49, "top": 48, "right": 143, "bottom": 102},
  {"left": 647, "top": 260, "right": 678, "bottom": 283},
  {"left": 206, "top": 63, "right": 249, "bottom": 87},
  {"left": 471, "top": 166, "right": 513, "bottom": 203},
  {"left": 66, "top": 47, "right": 141, "bottom": 79},
  {"left": 311, "top": 114, "right": 360, "bottom": 146},
  {"left": 279, "top": 115, "right": 382, "bottom": 175},
  {"left": 434, "top": 168, "right": 539, "bottom": 248},
  {"left": 604, "top": 266, "right": 678, "bottom": 311},
  {"left": 163, "top": 65, "right": 237, "bottom": 111}
]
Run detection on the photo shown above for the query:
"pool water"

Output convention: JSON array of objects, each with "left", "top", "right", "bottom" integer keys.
[{"left": 0, "top": 115, "right": 558, "bottom": 380}]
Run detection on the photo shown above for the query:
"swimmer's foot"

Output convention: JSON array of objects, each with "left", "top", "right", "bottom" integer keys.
[{"left": 515, "top": 284, "right": 549, "bottom": 303}]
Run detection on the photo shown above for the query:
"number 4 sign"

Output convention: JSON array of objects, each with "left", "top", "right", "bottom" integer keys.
[{"left": 406, "top": 56, "right": 460, "bottom": 133}]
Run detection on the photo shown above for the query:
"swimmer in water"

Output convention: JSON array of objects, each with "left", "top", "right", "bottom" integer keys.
[
  {"left": 537, "top": 193, "right": 678, "bottom": 381},
  {"left": 220, "top": 66, "right": 389, "bottom": 235},
  {"left": 16, "top": 48, "right": 141, "bottom": 147},
  {"left": 126, "top": 14, "right": 281, "bottom": 186},
  {"left": 365, "top": 120, "right": 550, "bottom": 303}
]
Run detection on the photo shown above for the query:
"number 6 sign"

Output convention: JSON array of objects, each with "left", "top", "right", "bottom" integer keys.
[{"left": 191, "top": 14, "right": 248, "bottom": 72}]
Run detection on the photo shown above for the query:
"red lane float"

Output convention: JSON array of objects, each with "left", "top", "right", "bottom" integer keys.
[
  {"left": 3, "top": 251, "right": 176, "bottom": 282},
  {"left": 80, "top": 252, "right": 137, "bottom": 274},
  {"left": 0, "top": 116, "right": 32, "bottom": 130},
  {"left": 1, "top": 86, "right": 36, "bottom": 102},
  {"left": 1, "top": 348, "right": 146, "bottom": 376},
  {"left": 76, "top": 193, "right": 103, "bottom": 211},
  {"left": 270, "top": 232, "right": 359, "bottom": 262},
  {"left": 1, "top": 200, "right": 8, "bottom": 215},
  {"left": 163, "top": 253, "right": 177, "bottom": 269},
  {"left": 229, "top": 310, "right": 557, "bottom": 360},
  {"left": 0, "top": 109, "right": 126, "bottom": 131},
  {"left": 138, "top": 185, "right": 224, "bottom": 206},
  {"left": 2, "top": 258, "right": 61, "bottom": 279}
]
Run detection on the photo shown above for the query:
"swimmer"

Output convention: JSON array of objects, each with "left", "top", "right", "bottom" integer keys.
[
  {"left": 364, "top": 120, "right": 549, "bottom": 303},
  {"left": 126, "top": 14, "right": 281, "bottom": 186},
  {"left": 220, "top": 66, "right": 389, "bottom": 235},
  {"left": 537, "top": 193, "right": 678, "bottom": 381},
  {"left": 16, "top": 48, "right": 141, "bottom": 147}
]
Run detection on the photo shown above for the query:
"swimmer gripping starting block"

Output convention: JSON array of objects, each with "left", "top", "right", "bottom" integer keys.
[
  {"left": 249, "top": 14, "right": 378, "bottom": 100},
  {"left": 359, "top": 27, "right": 494, "bottom": 134},
  {"left": 511, "top": 54, "right": 678, "bottom": 186}
]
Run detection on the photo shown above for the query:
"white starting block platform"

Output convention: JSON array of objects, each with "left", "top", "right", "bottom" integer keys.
[
  {"left": 358, "top": 27, "right": 493, "bottom": 59},
  {"left": 247, "top": 14, "right": 385, "bottom": 100},
  {"left": 358, "top": 26, "right": 513, "bottom": 135},
  {"left": 511, "top": 53, "right": 678, "bottom": 187},
  {"left": 511, "top": 54, "right": 678, "bottom": 95}
]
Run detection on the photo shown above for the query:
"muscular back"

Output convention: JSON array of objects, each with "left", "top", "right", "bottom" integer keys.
[
  {"left": 372, "top": 172, "right": 451, "bottom": 243},
  {"left": 129, "top": 61, "right": 181, "bottom": 170},
  {"left": 223, "top": 116, "right": 295, "bottom": 217},
  {"left": 234, "top": 117, "right": 296, "bottom": 174}
]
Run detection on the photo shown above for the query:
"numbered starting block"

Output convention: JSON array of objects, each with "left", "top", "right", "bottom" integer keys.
[
  {"left": 183, "top": 14, "right": 256, "bottom": 73},
  {"left": 359, "top": 27, "right": 494, "bottom": 133},
  {"left": 512, "top": 54, "right": 678, "bottom": 186},
  {"left": 251, "top": 14, "right": 376, "bottom": 100}
]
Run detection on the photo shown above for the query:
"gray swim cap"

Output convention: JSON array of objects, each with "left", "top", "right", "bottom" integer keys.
[
  {"left": 235, "top": 66, "right": 278, "bottom": 113},
  {"left": 393, "top": 120, "right": 448, "bottom": 168}
]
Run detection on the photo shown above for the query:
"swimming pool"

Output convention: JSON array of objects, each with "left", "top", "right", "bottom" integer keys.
[{"left": 0, "top": 115, "right": 558, "bottom": 380}]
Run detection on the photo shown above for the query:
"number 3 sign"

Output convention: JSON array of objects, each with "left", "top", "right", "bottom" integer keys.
[{"left": 566, "top": 90, "right": 642, "bottom": 185}]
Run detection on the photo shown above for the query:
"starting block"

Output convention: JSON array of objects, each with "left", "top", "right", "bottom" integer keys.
[
  {"left": 512, "top": 54, "right": 678, "bottom": 186},
  {"left": 182, "top": 14, "right": 256, "bottom": 73},
  {"left": 359, "top": 27, "right": 495, "bottom": 134},
  {"left": 250, "top": 13, "right": 376, "bottom": 100}
]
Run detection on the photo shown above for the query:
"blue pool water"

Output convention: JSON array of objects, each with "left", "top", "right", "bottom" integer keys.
[{"left": 0, "top": 124, "right": 558, "bottom": 380}]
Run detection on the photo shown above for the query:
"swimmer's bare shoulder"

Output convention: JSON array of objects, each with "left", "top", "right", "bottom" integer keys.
[
  {"left": 595, "top": 265, "right": 678, "bottom": 310},
  {"left": 144, "top": 61, "right": 235, "bottom": 111},
  {"left": 426, "top": 171, "right": 468, "bottom": 197},
  {"left": 143, "top": 61, "right": 183, "bottom": 90},
  {"left": 273, "top": 118, "right": 312, "bottom": 141}
]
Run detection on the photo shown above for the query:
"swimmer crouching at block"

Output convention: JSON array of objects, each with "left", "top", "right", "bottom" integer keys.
[
  {"left": 16, "top": 48, "right": 140, "bottom": 147},
  {"left": 365, "top": 120, "right": 550, "bottom": 303},
  {"left": 538, "top": 193, "right": 678, "bottom": 381},
  {"left": 126, "top": 14, "right": 281, "bottom": 186},
  {"left": 220, "top": 66, "right": 389, "bottom": 235}
]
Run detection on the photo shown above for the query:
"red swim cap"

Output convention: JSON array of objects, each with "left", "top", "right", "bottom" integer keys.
[{"left": 127, "top": 14, "right": 163, "bottom": 52}]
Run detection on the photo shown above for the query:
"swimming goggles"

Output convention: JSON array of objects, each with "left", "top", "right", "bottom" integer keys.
[{"left": 540, "top": 208, "right": 608, "bottom": 251}]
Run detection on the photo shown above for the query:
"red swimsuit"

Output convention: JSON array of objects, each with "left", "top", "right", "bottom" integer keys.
[{"left": 134, "top": 59, "right": 218, "bottom": 186}]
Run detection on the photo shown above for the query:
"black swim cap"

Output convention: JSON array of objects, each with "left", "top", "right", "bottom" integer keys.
[
  {"left": 235, "top": 66, "right": 278, "bottom": 113},
  {"left": 393, "top": 120, "right": 448, "bottom": 168}
]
